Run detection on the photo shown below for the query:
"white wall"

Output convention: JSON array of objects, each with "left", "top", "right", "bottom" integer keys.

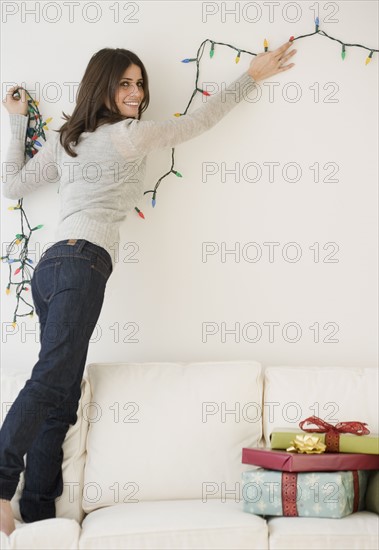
[{"left": 1, "top": 1, "right": 378, "bottom": 373}]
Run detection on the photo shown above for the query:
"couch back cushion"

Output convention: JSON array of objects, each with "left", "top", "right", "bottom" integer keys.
[
  {"left": 0, "top": 370, "right": 90, "bottom": 524},
  {"left": 263, "top": 366, "right": 378, "bottom": 444},
  {"left": 82, "top": 361, "right": 263, "bottom": 512}
]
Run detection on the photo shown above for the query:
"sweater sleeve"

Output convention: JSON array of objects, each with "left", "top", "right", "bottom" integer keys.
[
  {"left": 111, "top": 71, "right": 256, "bottom": 157},
  {"left": 2, "top": 114, "right": 60, "bottom": 200}
]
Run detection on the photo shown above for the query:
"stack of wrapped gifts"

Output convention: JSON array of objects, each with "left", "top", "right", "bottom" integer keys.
[{"left": 241, "top": 416, "right": 379, "bottom": 519}]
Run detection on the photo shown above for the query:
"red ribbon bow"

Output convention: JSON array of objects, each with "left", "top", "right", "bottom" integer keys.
[
  {"left": 299, "top": 415, "right": 370, "bottom": 435},
  {"left": 299, "top": 416, "right": 370, "bottom": 452}
]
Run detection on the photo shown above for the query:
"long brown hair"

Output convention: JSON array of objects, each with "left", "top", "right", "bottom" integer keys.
[{"left": 58, "top": 48, "right": 150, "bottom": 157}]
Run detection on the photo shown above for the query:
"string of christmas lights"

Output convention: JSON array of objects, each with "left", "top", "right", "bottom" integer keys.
[
  {"left": 138, "top": 16, "right": 377, "bottom": 215},
  {"left": 2, "top": 16, "right": 378, "bottom": 325},
  {"left": 1, "top": 91, "right": 52, "bottom": 327}
]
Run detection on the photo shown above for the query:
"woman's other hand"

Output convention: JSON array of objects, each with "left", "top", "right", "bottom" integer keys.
[
  {"left": 248, "top": 41, "right": 297, "bottom": 82},
  {"left": 2, "top": 85, "right": 28, "bottom": 116}
]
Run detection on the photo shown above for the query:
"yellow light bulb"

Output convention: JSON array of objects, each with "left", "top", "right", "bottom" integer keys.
[{"left": 366, "top": 51, "right": 373, "bottom": 65}]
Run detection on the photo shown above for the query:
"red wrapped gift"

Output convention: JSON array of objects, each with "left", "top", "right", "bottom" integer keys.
[{"left": 242, "top": 448, "right": 379, "bottom": 472}]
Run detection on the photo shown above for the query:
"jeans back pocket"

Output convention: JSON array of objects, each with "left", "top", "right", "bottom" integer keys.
[
  {"left": 33, "top": 259, "right": 62, "bottom": 304},
  {"left": 90, "top": 255, "right": 112, "bottom": 281}
]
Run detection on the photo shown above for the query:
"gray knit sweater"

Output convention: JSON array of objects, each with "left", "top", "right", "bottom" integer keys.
[{"left": 3, "top": 71, "right": 255, "bottom": 268}]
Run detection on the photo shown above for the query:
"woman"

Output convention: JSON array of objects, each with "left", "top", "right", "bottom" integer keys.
[{"left": 0, "top": 42, "right": 296, "bottom": 535}]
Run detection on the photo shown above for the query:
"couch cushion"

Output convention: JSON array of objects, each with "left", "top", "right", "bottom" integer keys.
[
  {"left": 1, "top": 518, "right": 80, "bottom": 549},
  {"left": 79, "top": 499, "right": 268, "bottom": 549},
  {"left": 268, "top": 511, "right": 379, "bottom": 549},
  {"left": 263, "top": 367, "right": 378, "bottom": 444},
  {"left": 83, "top": 361, "right": 262, "bottom": 511},
  {"left": 0, "top": 369, "right": 91, "bottom": 524}
]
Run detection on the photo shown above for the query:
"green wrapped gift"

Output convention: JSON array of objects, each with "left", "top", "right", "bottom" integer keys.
[
  {"left": 270, "top": 428, "right": 379, "bottom": 455},
  {"left": 365, "top": 471, "right": 379, "bottom": 514}
]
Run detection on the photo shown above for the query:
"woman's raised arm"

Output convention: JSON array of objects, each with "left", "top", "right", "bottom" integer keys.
[
  {"left": 110, "top": 40, "right": 296, "bottom": 158},
  {"left": 1, "top": 113, "right": 60, "bottom": 200},
  {"left": 112, "top": 70, "right": 256, "bottom": 158}
]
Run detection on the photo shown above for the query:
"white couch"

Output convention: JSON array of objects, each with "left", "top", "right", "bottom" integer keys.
[{"left": 1, "top": 361, "right": 378, "bottom": 550}]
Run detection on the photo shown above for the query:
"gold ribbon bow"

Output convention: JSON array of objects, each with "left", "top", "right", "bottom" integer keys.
[{"left": 286, "top": 434, "right": 327, "bottom": 454}]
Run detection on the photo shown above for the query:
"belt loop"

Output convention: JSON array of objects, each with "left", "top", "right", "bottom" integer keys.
[{"left": 76, "top": 240, "right": 87, "bottom": 253}]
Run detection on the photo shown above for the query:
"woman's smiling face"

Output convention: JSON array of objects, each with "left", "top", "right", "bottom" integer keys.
[{"left": 106, "top": 63, "right": 145, "bottom": 118}]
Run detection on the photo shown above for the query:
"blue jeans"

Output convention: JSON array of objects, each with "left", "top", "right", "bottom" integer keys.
[{"left": 0, "top": 239, "right": 113, "bottom": 522}]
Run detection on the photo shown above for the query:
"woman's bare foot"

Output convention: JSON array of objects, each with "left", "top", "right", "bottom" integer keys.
[{"left": 0, "top": 499, "right": 15, "bottom": 536}]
